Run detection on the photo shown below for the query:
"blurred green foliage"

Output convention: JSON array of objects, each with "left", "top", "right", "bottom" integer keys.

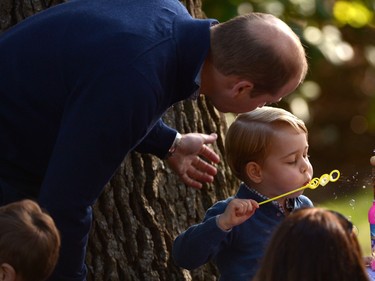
[
  {"left": 203, "top": 0, "right": 374, "bottom": 26},
  {"left": 334, "top": 1, "right": 373, "bottom": 27}
]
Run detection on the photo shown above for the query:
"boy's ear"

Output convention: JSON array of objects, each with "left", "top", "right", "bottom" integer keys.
[
  {"left": 0, "top": 263, "right": 16, "bottom": 281},
  {"left": 230, "top": 80, "right": 253, "bottom": 98},
  {"left": 245, "top": 162, "right": 262, "bottom": 183}
]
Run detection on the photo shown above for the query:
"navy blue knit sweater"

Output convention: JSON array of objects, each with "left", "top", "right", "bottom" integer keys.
[
  {"left": 0, "top": 0, "right": 216, "bottom": 279},
  {"left": 173, "top": 184, "right": 313, "bottom": 280}
]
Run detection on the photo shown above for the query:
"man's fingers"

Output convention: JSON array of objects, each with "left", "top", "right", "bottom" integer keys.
[
  {"left": 194, "top": 156, "right": 217, "bottom": 176},
  {"left": 181, "top": 158, "right": 216, "bottom": 188},
  {"left": 199, "top": 134, "right": 220, "bottom": 163},
  {"left": 201, "top": 133, "right": 217, "bottom": 145},
  {"left": 199, "top": 145, "right": 220, "bottom": 164},
  {"left": 181, "top": 173, "right": 203, "bottom": 189},
  {"left": 187, "top": 163, "right": 214, "bottom": 184}
]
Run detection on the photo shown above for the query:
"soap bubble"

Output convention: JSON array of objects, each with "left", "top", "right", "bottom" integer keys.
[{"left": 349, "top": 199, "right": 356, "bottom": 209}]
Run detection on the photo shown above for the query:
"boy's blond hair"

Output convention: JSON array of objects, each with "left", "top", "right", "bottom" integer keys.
[
  {"left": 225, "top": 106, "right": 307, "bottom": 182},
  {"left": 0, "top": 199, "right": 60, "bottom": 281}
]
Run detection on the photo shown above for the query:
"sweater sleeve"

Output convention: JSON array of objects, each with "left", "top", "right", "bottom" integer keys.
[
  {"left": 172, "top": 200, "right": 232, "bottom": 270},
  {"left": 134, "top": 119, "right": 177, "bottom": 159}
]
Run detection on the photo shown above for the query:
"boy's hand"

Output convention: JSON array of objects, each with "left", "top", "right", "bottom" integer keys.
[{"left": 217, "top": 199, "right": 259, "bottom": 231}]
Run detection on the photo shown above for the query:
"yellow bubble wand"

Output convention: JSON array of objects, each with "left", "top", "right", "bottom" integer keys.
[{"left": 259, "top": 170, "right": 340, "bottom": 205}]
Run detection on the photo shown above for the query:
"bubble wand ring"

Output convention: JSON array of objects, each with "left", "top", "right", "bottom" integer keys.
[{"left": 258, "top": 170, "right": 340, "bottom": 205}]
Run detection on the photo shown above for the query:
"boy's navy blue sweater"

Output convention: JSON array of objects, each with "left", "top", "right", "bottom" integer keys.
[
  {"left": 0, "top": 0, "right": 216, "bottom": 279},
  {"left": 173, "top": 184, "right": 313, "bottom": 281}
]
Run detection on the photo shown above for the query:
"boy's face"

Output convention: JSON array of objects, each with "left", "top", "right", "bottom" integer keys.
[{"left": 257, "top": 126, "right": 313, "bottom": 200}]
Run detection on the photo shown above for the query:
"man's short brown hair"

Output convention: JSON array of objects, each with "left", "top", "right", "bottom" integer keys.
[{"left": 210, "top": 13, "right": 308, "bottom": 96}]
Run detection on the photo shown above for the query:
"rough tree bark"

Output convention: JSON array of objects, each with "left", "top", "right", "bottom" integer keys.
[
  {"left": 86, "top": 98, "right": 237, "bottom": 281},
  {"left": 0, "top": 1, "right": 238, "bottom": 280}
]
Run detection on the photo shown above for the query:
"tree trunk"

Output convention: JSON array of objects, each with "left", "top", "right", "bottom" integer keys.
[
  {"left": 87, "top": 98, "right": 237, "bottom": 280},
  {"left": 0, "top": 1, "right": 238, "bottom": 280}
]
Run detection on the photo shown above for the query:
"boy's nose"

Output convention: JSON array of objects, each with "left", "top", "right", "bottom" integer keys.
[{"left": 300, "top": 159, "right": 310, "bottom": 173}]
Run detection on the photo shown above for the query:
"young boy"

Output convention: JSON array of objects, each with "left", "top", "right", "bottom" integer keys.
[
  {"left": 0, "top": 199, "right": 60, "bottom": 281},
  {"left": 172, "top": 106, "right": 314, "bottom": 281}
]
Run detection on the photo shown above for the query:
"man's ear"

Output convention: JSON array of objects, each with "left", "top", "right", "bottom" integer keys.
[
  {"left": 245, "top": 162, "right": 262, "bottom": 183},
  {"left": 0, "top": 263, "right": 16, "bottom": 281},
  {"left": 230, "top": 80, "right": 253, "bottom": 98}
]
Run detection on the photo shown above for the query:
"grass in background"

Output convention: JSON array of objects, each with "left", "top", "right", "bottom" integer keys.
[{"left": 312, "top": 190, "right": 373, "bottom": 256}]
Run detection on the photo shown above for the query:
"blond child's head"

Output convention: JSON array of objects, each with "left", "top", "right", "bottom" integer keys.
[
  {"left": 0, "top": 199, "right": 60, "bottom": 281},
  {"left": 225, "top": 106, "right": 308, "bottom": 185}
]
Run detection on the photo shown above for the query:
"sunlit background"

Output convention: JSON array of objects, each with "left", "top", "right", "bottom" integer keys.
[{"left": 202, "top": 0, "right": 375, "bottom": 255}]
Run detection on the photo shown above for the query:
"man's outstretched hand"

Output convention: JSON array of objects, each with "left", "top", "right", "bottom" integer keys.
[{"left": 166, "top": 133, "right": 220, "bottom": 189}]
